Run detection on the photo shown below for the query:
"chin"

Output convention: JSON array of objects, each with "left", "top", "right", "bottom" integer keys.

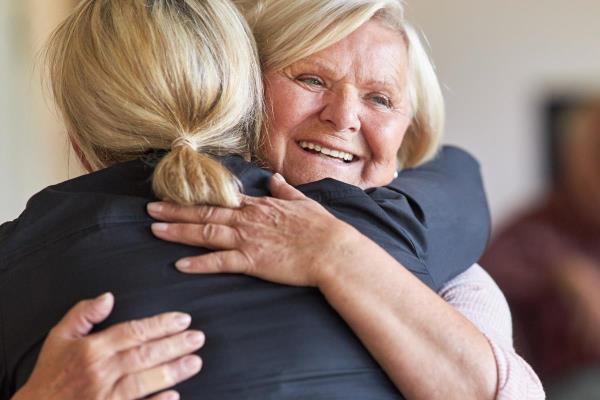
[{"left": 286, "top": 170, "right": 355, "bottom": 187}]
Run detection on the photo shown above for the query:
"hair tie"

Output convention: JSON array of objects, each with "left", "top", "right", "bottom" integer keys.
[{"left": 171, "top": 136, "right": 195, "bottom": 150}]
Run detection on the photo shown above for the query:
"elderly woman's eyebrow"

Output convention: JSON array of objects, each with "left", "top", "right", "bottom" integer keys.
[
  {"left": 291, "top": 59, "right": 338, "bottom": 76},
  {"left": 293, "top": 59, "right": 403, "bottom": 91},
  {"left": 362, "top": 77, "right": 403, "bottom": 93}
]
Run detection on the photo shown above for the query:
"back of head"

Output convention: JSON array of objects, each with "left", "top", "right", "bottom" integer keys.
[
  {"left": 46, "top": 0, "right": 263, "bottom": 207},
  {"left": 236, "top": 0, "right": 444, "bottom": 168}
]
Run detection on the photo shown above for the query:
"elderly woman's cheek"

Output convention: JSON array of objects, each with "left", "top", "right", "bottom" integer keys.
[
  {"left": 374, "top": 116, "right": 408, "bottom": 157},
  {"left": 360, "top": 119, "right": 408, "bottom": 187}
]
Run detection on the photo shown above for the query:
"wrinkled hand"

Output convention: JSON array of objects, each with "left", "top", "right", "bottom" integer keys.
[
  {"left": 148, "top": 174, "right": 356, "bottom": 287},
  {"left": 13, "top": 293, "right": 204, "bottom": 400}
]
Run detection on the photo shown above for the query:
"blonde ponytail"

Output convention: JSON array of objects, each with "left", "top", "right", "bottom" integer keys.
[
  {"left": 153, "top": 139, "right": 242, "bottom": 207},
  {"left": 45, "top": 0, "right": 263, "bottom": 207}
]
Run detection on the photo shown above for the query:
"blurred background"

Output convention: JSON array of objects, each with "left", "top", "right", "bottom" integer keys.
[
  {"left": 2, "top": 0, "right": 599, "bottom": 225},
  {"left": 1, "top": 0, "right": 599, "bottom": 397},
  {"left": 0, "top": 0, "right": 80, "bottom": 223}
]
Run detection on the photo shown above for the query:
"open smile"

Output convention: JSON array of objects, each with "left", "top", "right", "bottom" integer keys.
[{"left": 298, "top": 141, "right": 356, "bottom": 163}]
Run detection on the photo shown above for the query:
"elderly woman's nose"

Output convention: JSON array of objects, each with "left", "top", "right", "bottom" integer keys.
[{"left": 319, "top": 89, "right": 361, "bottom": 133}]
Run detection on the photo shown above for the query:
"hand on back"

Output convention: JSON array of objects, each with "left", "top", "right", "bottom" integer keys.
[
  {"left": 12, "top": 293, "right": 203, "bottom": 400},
  {"left": 148, "top": 174, "right": 358, "bottom": 288}
]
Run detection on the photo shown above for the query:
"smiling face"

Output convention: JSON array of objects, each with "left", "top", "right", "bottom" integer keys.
[{"left": 259, "top": 20, "right": 413, "bottom": 189}]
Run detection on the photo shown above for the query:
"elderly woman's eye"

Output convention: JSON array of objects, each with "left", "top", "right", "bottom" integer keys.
[
  {"left": 298, "top": 76, "right": 324, "bottom": 87},
  {"left": 370, "top": 95, "right": 392, "bottom": 108}
]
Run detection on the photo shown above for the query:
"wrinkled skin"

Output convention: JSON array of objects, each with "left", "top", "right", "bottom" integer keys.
[
  {"left": 149, "top": 174, "right": 355, "bottom": 286},
  {"left": 12, "top": 294, "right": 203, "bottom": 400}
]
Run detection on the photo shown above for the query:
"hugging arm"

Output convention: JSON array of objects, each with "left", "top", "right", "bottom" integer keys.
[
  {"left": 149, "top": 174, "right": 498, "bottom": 399},
  {"left": 148, "top": 148, "right": 542, "bottom": 399},
  {"left": 440, "top": 265, "right": 545, "bottom": 399}
]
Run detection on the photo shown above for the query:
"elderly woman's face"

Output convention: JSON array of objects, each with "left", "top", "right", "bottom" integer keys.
[{"left": 260, "top": 20, "right": 412, "bottom": 189}]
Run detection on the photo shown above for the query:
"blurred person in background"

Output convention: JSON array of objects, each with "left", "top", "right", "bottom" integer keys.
[{"left": 482, "top": 99, "right": 600, "bottom": 398}]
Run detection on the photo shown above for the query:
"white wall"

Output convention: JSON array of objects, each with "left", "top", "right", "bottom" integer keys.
[
  {"left": 0, "top": 0, "right": 80, "bottom": 223},
  {"left": 405, "top": 0, "right": 600, "bottom": 224},
  {"left": 2, "top": 0, "right": 600, "bottom": 226}
]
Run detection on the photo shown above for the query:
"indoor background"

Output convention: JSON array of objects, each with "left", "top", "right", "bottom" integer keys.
[
  {"left": 1, "top": 0, "right": 600, "bottom": 224},
  {"left": 1, "top": 1, "right": 599, "bottom": 396}
]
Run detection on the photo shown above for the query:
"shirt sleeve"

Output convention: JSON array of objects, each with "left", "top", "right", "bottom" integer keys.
[
  {"left": 439, "top": 264, "right": 545, "bottom": 400},
  {"left": 0, "top": 221, "right": 16, "bottom": 398},
  {"left": 373, "top": 146, "right": 492, "bottom": 288},
  {"left": 0, "top": 274, "right": 8, "bottom": 399}
]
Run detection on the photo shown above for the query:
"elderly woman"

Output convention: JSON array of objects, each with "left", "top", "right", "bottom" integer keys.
[
  {"left": 147, "top": 0, "right": 544, "bottom": 398},
  {"left": 1, "top": 1, "right": 543, "bottom": 400}
]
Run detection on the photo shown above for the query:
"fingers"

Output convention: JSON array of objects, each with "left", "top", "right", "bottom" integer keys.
[
  {"left": 148, "top": 390, "right": 180, "bottom": 400},
  {"left": 147, "top": 202, "right": 236, "bottom": 225},
  {"left": 118, "top": 330, "right": 205, "bottom": 375},
  {"left": 52, "top": 292, "right": 115, "bottom": 339},
  {"left": 269, "top": 173, "right": 306, "bottom": 201},
  {"left": 151, "top": 223, "right": 239, "bottom": 250},
  {"left": 93, "top": 312, "right": 192, "bottom": 354},
  {"left": 175, "top": 251, "right": 250, "bottom": 274},
  {"left": 112, "top": 355, "right": 202, "bottom": 400}
]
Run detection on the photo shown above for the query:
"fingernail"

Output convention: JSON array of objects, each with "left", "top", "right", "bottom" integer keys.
[
  {"left": 183, "top": 355, "right": 202, "bottom": 372},
  {"left": 147, "top": 202, "right": 163, "bottom": 214},
  {"left": 273, "top": 173, "right": 285, "bottom": 182},
  {"left": 164, "top": 392, "right": 180, "bottom": 400},
  {"left": 174, "top": 313, "right": 192, "bottom": 328},
  {"left": 95, "top": 292, "right": 114, "bottom": 310},
  {"left": 176, "top": 259, "right": 192, "bottom": 270},
  {"left": 186, "top": 331, "right": 205, "bottom": 346},
  {"left": 152, "top": 223, "right": 169, "bottom": 232}
]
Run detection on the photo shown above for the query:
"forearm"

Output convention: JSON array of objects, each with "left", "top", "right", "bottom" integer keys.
[
  {"left": 440, "top": 265, "right": 545, "bottom": 399},
  {"left": 317, "top": 229, "right": 497, "bottom": 400}
]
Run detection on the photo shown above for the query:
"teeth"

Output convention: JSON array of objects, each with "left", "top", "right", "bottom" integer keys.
[{"left": 299, "top": 141, "right": 355, "bottom": 162}]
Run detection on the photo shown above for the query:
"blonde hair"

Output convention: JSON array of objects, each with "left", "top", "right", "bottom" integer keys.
[
  {"left": 46, "top": 0, "right": 263, "bottom": 207},
  {"left": 236, "top": 0, "right": 444, "bottom": 168}
]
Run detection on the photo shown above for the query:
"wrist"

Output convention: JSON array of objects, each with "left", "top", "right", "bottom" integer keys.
[
  {"left": 313, "top": 220, "right": 368, "bottom": 290},
  {"left": 11, "top": 384, "right": 36, "bottom": 400}
]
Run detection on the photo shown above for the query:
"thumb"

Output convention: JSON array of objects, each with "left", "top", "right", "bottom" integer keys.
[
  {"left": 269, "top": 173, "right": 306, "bottom": 201},
  {"left": 53, "top": 292, "right": 115, "bottom": 339}
]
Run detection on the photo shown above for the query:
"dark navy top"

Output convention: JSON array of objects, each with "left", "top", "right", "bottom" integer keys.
[{"left": 0, "top": 146, "right": 489, "bottom": 399}]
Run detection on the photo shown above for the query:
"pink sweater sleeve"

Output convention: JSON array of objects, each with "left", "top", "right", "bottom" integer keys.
[{"left": 439, "top": 264, "right": 545, "bottom": 400}]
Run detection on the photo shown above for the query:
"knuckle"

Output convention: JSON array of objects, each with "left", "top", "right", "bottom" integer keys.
[
  {"left": 87, "top": 364, "right": 110, "bottom": 387},
  {"left": 201, "top": 224, "right": 219, "bottom": 240},
  {"left": 210, "top": 253, "right": 226, "bottom": 272},
  {"left": 78, "top": 339, "right": 99, "bottom": 361},
  {"left": 233, "top": 227, "right": 245, "bottom": 243},
  {"left": 135, "top": 343, "right": 159, "bottom": 367},
  {"left": 195, "top": 206, "right": 212, "bottom": 221},
  {"left": 77, "top": 359, "right": 112, "bottom": 391},
  {"left": 126, "top": 319, "right": 149, "bottom": 342},
  {"left": 240, "top": 251, "right": 256, "bottom": 274}
]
